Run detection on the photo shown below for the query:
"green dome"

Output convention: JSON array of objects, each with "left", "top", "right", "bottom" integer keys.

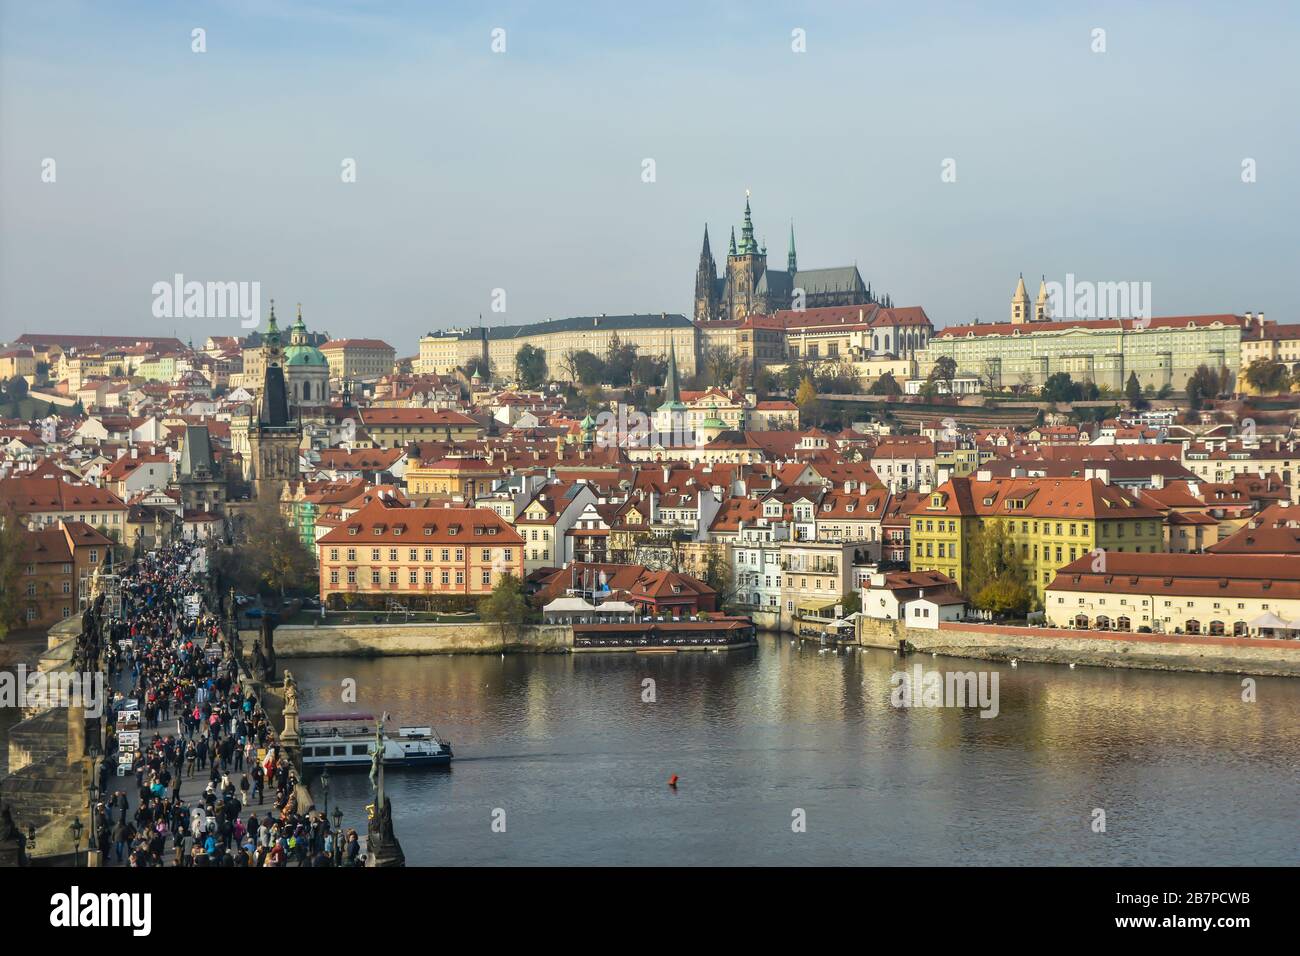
[
  {"left": 284, "top": 344, "right": 327, "bottom": 367},
  {"left": 700, "top": 415, "right": 727, "bottom": 429}
]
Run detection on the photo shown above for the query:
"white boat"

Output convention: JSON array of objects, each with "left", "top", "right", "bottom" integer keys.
[{"left": 299, "top": 712, "right": 453, "bottom": 769}]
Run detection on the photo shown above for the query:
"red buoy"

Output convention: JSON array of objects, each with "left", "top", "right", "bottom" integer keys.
[{"left": 668, "top": 774, "right": 679, "bottom": 787}]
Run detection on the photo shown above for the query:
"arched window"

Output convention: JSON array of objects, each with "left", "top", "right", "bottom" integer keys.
[
  {"left": 1095, "top": 615, "right": 1111, "bottom": 631},
  {"left": 1209, "top": 620, "right": 1225, "bottom": 636},
  {"left": 1116, "top": 616, "right": 1131, "bottom": 631},
  {"left": 1074, "top": 614, "right": 1089, "bottom": 629},
  {"left": 1233, "top": 621, "right": 1247, "bottom": 636},
  {"left": 1185, "top": 619, "right": 1201, "bottom": 634}
]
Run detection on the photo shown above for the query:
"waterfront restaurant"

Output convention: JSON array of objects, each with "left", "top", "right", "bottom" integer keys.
[{"left": 1045, "top": 552, "right": 1300, "bottom": 637}]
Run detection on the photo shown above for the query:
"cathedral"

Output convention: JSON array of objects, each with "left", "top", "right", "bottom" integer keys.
[{"left": 693, "top": 194, "right": 887, "bottom": 322}]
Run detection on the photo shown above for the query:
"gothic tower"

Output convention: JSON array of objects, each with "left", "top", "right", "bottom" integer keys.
[
  {"left": 693, "top": 225, "right": 720, "bottom": 322},
  {"left": 1035, "top": 275, "right": 1050, "bottom": 322},
  {"left": 725, "top": 194, "right": 767, "bottom": 320},
  {"left": 1010, "top": 273, "right": 1031, "bottom": 324},
  {"left": 247, "top": 300, "right": 302, "bottom": 502},
  {"left": 787, "top": 221, "right": 797, "bottom": 275}
]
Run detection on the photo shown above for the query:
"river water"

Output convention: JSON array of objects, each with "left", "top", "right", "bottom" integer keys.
[{"left": 288, "top": 636, "right": 1298, "bottom": 866}]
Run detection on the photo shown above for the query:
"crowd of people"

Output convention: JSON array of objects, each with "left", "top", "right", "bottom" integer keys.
[{"left": 92, "top": 542, "right": 361, "bottom": 867}]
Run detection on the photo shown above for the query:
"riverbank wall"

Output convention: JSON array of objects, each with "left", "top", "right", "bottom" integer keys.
[
  {"left": 854, "top": 617, "right": 1300, "bottom": 677},
  {"left": 260, "top": 622, "right": 572, "bottom": 658}
]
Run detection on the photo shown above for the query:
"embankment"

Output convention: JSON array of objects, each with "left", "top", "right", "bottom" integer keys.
[
  {"left": 263, "top": 622, "right": 572, "bottom": 658},
  {"left": 855, "top": 618, "right": 1300, "bottom": 677}
]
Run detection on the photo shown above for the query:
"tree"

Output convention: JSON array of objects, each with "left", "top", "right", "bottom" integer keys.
[
  {"left": 604, "top": 333, "right": 638, "bottom": 387},
  {"left": 632, "top": 354, "right": 665, "bottom": 387},
  {"left": 6, "top": 376, "right": 28, "bottom": 402},
  {"left": 1245, "top": 359, "right": 1289, "bottom": 395},
  {"left": 1186, "top": 364, "right": 1223, "bottom": 410},
  {"left": 0, "top": 505, "right": 28, "bottom": 640},
  {"left": 558, "top": 349, "right": 580, "bottom": 384},
  {"left": 479, "top": 572, "right": 526, "bottom": 650},
  {"left": 929, "top": 356, "right": 957, "bottom": 395},
  {"left": 571, "top": 350, "right": 605, "bottom": 387},
  {"left": 514, "top": 344, "right": 548, "bottom": 388},
  {"left": 241, "top": 500, "right": 316, "bottom": 597},
  {"left": 965, "top": 519, "right": 1032, "bottom": 617},
  {"left": 700, "top": 544, "right": 733, "bottom": 604},
  {"left": 975, "top": 577, "right": 1033, "bottom": 617},
  {"left": 1125, "top": 371, "right": 1143, "bottom": 407},
  {"left": 702, "top": 345, "right": 740, "bottom": 388},
  {"left": 463, "top": 357, "right": 491, "bottom": 381},
  {"left": 1042, "top": 371, "right": 1079, "bottom": 404},
  {"left": 869, "top": 372, "right": 902, "bottom": 396},
  {"left": 795, "top": 378, "right": 819, "bottom": 427}
]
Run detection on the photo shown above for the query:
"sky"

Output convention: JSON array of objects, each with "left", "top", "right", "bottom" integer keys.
[{"left": 1, "top": 0, "right": 1296, "bottom": 352}]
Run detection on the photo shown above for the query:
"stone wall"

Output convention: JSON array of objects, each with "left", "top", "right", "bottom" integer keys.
[
  {"left": 269, "top": 622, "right": 572, "bottom": 658},
  {"left": 853, "top": 616, "right": 1300, "bottom": 676}
]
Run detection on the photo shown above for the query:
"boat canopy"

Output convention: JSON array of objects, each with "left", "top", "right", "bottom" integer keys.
[
  {"left": 302, "top": 712, "right": 375, "bottom": 723},
  {"left": 544, "top": 597, "right": 596, "bottom": 613}
]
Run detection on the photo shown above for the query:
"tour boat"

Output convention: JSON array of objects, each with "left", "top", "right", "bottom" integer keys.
[{"left": 299, "top": 712, "right": 453, "bottom": 769}]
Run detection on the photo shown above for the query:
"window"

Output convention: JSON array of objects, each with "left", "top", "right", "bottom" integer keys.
[{"left": 482, "top": 570, "right": 491, "bottom": 586}]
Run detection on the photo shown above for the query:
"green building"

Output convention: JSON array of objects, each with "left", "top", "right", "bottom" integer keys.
[{"left": 919, "top": 314, "right": 1243, "bottom": 392}]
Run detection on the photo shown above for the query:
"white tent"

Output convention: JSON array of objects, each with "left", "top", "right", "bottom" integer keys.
[
  {"left": 543, "top": 596, "right": 596, "bottom": 619},
  {"left": 1248, "top": 611, "right": 1294, "bottom": 631},
  {"left": 593, "top": 601, "right": 636, "bottom": 615}
]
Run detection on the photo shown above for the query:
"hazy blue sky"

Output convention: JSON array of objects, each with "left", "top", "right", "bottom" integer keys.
[{"left": 1, "top": 0, "right": 1296, "bottom": 352}]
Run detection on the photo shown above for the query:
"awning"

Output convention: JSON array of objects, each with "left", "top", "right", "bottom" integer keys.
[
  {"left": 543, "top": 597, "right": 596, "bottom": 614},
  {"left": 593, "top": 601, "right": 636, "bottom": 614},
  {"left": 1249, "top": 611, "right": 1295, "bottom": 630}
]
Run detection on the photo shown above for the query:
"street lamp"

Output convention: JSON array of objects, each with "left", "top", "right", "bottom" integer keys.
[
  {"left": 332, "top": 808, "right": 343, "bottom": 867},
  {"left": 320, "top": 766, "right": 330, "bottom": 817},
  {"left": 69, "top": 818, "right": 83, "bottom": 867}
]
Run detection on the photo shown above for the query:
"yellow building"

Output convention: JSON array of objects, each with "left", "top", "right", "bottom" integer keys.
[
  {"left": 321, "top": 338, "right": 396, "bottom": 383},
  {"left": 357, "top": 407, "right": 483, "bottom": 448},
  {"left": 1046, "top": 552, "right": 1300, "bottom": 637},
  {"left": 909, "top": 475, "right": 1166, "bottom": 599},
  {"left": 404, "top": 456, "right": 503, "bottom": 500}
]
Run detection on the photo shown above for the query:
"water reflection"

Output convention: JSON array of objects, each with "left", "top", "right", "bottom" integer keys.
[{"left": 288, "top": 635, "right": 1300, "bottom": 866}]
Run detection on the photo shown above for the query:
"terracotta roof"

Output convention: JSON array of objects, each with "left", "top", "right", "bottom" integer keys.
[
  {"left": 318, "top": 498, "right": 522, "bottom": 547},
  {"left": 1049, "top": 552, "right": 1300, "bottom": 600}
]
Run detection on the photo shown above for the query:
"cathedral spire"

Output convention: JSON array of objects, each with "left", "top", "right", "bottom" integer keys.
[
  {"left": 740, "top": 192, "right": 757, "bottom": 255},
  {"left": 728, "top": 226, "right": 737, "bottom": 257},
  {"left": 787, "top": 220, "right": 797, "bottom": 274}
]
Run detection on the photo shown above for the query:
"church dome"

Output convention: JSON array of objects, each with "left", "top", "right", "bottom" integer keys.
[{"left": 284, "top": 306, "right": 328, "bottom": 367}]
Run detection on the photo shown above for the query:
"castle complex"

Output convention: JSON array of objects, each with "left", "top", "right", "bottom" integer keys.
[{"left": 693, "top": 195, "right": 886, "bottom": 322}]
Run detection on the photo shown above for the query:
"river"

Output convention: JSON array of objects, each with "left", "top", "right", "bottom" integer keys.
[{"left": 284, "top": 635, "right": 1299, "bottom": 865}]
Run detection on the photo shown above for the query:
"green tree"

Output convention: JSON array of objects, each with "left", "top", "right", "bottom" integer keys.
[
  {"left": 514, "top": 344, "right": 548, "bottom": 388},
  {"left": 479, "top": 572, "right": 526, "bottom": 649},
  {"left": 929, "top": 356, "right": 957, "bottom": 395},
  {"left": 1245, "top": 358, "right": 1289, "bottom": 395},
  {"left": 965, "top": 519, "right": 1033, "bottom": 617},
  {"left": 603, "top": 334, "right": 638, "bottom": 387},
  {"left": 869, "top": 371, "right": 902, "bottom": 396},
  {"left": 1124, "top": 371, "right": 1143, "bottom": 407},
  {"left": 571, "top": 350, "right": 605, "bottom": 387},
  {"left": 632, "top": 354, "right": 665, "bottom": 387},
  {"left": 1041, "top": 371, "right": 1079, "bottom": 404},
  {"left": 1186, "top": 364, "right": 1223, "bottom": 410}
]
